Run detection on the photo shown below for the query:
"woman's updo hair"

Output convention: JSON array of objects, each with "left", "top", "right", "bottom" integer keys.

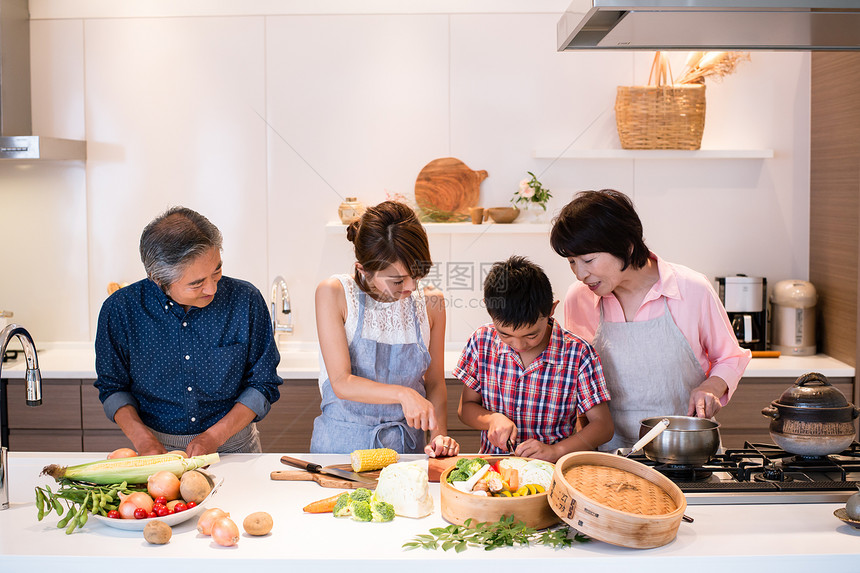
[
  {"left": 550, "top": 189, "right": 650, "bottom": 271},
  {"left": 347, "top": 201, "right": 433, "bottom": 284}
]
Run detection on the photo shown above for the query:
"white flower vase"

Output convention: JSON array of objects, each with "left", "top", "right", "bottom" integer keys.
[{"left": 518, "top": 202, "right": 548, "bottom": 224}]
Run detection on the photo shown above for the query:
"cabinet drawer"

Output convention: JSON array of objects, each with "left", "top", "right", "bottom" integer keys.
[
  {"left": 445, "top": 379, "right": 468, "bottom": 430},
  {"left": 256, "top": 379, "right": 321, "bottom": 453},
  {"left": 81, "top": 381, "right": 115, "bottom": 429},
  {"left": 9, "top": 429, "right": 82, "bottom": 452},
  {"left": 7, "top": 380, "right": 82, "bottom": 430},
  {"left": 83, "top": 430, "right": 135, "bottom": 453}
]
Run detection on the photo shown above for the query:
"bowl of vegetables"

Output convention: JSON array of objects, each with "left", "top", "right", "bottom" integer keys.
[{"left": 439, "top": 456, "right": 559, "bottom": 529}]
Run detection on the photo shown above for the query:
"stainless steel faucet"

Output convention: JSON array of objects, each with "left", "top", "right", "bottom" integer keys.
[
  {"left": 0, "top": 323, "right": 42, "bottom": 510},
  {"left": 270, "top": 276, "right": 293, "bottom": 344}
]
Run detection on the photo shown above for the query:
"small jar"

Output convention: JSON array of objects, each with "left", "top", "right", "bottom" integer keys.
[{"left": 338, "top": 197, "right": 366, "bottom": 225}]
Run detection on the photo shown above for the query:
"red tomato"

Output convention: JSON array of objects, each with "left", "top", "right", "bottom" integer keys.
[
  {"left": 156, "top": 506, "right": 169, "bottom": 517},
  {"left": 107, "top": 510, "right": 121, "bottom": 519},
  {"left": 154, "top": 496, "right": 168, "bottom": 506},
  {"left": 185, "top": 501, "right": 196, "bottom": 509},
  {"left": 147, "top": 511, "right": 157, "bottom": 518},
  {"left": 173, "top": 502, "right": 187, "bottom": 513},
  {"left": 133, "top": 508, "right": 148, "bottom": 519},
  {"left": 152, "top": 503, "right": 165, "bottom": 511}
]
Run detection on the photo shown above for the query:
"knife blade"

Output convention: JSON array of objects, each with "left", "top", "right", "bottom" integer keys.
[{"left": 279, "top": 455, "right": 377, "bottom": 484}]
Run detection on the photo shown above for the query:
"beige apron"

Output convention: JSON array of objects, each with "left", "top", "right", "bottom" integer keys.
[{"left": 593, "top": 297, "right": 706, "bottom": 451}]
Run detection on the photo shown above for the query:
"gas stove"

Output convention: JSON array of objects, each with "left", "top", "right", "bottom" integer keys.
[{"left": 624, "top": 442, "right": 860, "bottom": 505}]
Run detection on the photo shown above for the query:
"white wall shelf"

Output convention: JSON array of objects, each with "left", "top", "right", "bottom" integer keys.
[
  {"left": 325, "top": 222, "right": 550, "bottom": 235},
  {"left": 532, "top": 149, "right": 774, "bottom": 160}
]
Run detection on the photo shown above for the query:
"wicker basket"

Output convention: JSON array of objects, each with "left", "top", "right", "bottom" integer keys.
[
  {"left": 548, "top": 452, "right": 687, "bottom": 549},
  {"left": 615, "top": 84, "right": 706, "bottom": 150}
]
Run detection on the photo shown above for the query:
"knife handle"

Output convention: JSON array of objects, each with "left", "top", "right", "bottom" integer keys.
[{"left": 280, "top": 455, "right": 321, "bottom": 473}]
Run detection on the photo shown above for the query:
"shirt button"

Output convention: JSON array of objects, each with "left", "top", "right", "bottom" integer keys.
[
  {"left": 185, "top": 355, "right": 190, "bottom": 360},
  {"left": 187, "top": 386, "right": 192, "bottom": 392},
  {"left": 182, "top": 322, "right": 187, "bottom": 327},
  {"left": 164, "top": 305, "right": 169, "bottom": 310},
  {"left": 516, "top": 407, "right": 521, "bottom": 412},
  {"left": 191, "top": 417, "right": 196, "bottom": 422}
]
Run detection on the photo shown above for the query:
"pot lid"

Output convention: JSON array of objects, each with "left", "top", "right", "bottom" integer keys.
[{"left": 775, "top": 372, "right": 851, "bottom": 408}]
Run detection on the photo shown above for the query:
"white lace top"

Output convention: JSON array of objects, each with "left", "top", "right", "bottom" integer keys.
[{"left": 318, "top": 274, "right": 431, "bottom": 388}]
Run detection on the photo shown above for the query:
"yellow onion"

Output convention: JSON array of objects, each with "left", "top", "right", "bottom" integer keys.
[
  {"left": 107, "top": 447, "right": 138, "bottom": 459},
  {"left": 147, "top": 470, "right": 181, "bottom": 501},
  {"left": 117, "top": 491, "right": 154, "bottom": 519},
  {"left": 197, "top": 508, "right": 230, "bottom": 535},
  {"left": 211, "top": 517, "right": 240, "bottom": 547}
]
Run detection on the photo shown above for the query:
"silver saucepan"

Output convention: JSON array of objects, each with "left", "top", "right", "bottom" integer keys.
[{"left": 639, "top": 416, "right": 721, "bottom": 466}]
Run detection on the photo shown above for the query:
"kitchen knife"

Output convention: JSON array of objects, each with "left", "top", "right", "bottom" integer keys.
[{"left": 280, "top": 455, "right": 377, "bottom": 484}]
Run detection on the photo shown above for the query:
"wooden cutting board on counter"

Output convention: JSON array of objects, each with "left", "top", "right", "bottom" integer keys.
[
  {"left": 270, "top": 465, "right": 381, "bottom": 490},
  {"left": 414, "top": 157, "right": 487, "bottom": 221}
]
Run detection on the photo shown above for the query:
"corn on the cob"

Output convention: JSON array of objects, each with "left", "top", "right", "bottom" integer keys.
[
  {"left": 350, "top": 448, "right": 399, "bottom": 472},
  {"left": 41, "top": 452, "right": 219, "bottom": 484}
]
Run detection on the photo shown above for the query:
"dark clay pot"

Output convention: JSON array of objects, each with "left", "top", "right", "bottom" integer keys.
[{"left": 761, "top": 372, "right": 860, "bottom": 456}]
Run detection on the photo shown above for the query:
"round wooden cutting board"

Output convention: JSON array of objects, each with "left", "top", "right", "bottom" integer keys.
[{"left": 414, "top": 157, "right": 487, "bottom": 221}]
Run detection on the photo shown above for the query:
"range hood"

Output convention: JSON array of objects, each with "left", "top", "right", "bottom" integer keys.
[
  {"left": 0, "top": 0, "right": 85, "bottom": 160},
  {"left": 558, "top": 0, "right": 860, "bottom": 51}
]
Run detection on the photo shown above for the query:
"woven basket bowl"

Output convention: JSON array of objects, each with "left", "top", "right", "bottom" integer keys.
[
  {"left": 615, "top": 84, "right": 706, "bottom": 150},
  {"left": 440, "top": 457, "right": 559, "bottom": 529},
  {"left": 548, "top": 451, "right": 687, "bottom": 549}
]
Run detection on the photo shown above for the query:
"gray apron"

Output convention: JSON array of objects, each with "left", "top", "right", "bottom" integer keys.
[
  {"left": 593, "top": 297, "right": 706, "bottom": 451},
  {"left": 310, "top": 289, "right": 431, "bottom": 454},
  {"left": 149, "top": 422, "right": 261, "bottom": 453}
]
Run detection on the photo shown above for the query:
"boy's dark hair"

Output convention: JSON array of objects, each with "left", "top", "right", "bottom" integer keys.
[
  {"left": 483, "top": 256, "right": 553, "bottom": 329},
  {"left": 550, "top": 189, "right": 650, "bottom": 271}
]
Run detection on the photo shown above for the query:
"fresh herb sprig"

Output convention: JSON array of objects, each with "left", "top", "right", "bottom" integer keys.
[
  {"left": 403, "top": 515, "right": 589, "bottom": 552},
  {"left": 34, "top": 479, "right": 145, "bottom": 534}
]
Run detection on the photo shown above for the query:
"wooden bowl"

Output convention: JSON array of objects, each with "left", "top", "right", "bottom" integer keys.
[
  {"left": 549, "top": 451, "right": 686, "bottom": 549},
  {"left": 439, "top": 457, "right": 559, "bottom": 529},
  {"left": 486, "top": 207, "right": 520, "bottom": 224}
]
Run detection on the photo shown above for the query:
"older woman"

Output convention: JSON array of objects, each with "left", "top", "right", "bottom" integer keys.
[
  {"left": 95, "top": 207, "right": 282, "bottom": 456},
  {"left": 550, "top": 190, "right": 750, "bottom": 451}
]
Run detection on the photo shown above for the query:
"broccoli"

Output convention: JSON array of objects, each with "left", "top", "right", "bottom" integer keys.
[
  {"left": 447, "top": 468, "right": 469, "bottom": 483},
  {"left": 333, "top": 493, "right": 353, "bottom": 517},
  {"left": 466, "top": 458, "right": 488, "bottom": 474},
  {"left": 351, "top": 500, "right": 373, "bottom": 522},
  {"left": 350, "top": 487, "right": 373, "bottom": 504},
  {"left": 370, "top": 500, "right": 395, "bottom": 522},
  {"left": 455, "top": 457, "right": 473, "bottom": 470}
]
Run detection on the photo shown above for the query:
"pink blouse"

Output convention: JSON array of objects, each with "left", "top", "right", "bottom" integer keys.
[{"left": 563, "top": 253, "right": 750, "bottom": 403}]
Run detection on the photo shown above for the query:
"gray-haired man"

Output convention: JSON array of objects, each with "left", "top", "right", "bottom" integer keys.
[{"left": 95, "top": 207, "right": 282, "bottom": 456}]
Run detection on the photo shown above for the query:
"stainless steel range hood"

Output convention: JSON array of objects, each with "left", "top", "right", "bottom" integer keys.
[
  {"left": 558, "top": 0, "right": 860, "bottom": 51},
  {"left": 0, "top": 0, "right": 85, "bottom": 160}
]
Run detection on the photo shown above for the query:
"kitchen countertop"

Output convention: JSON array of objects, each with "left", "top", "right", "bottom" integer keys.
[
  {"left": 2, "top": 451, "right": 859, "bottom": 573},
  {"left": 1, "top": 343, "right": 855, "bottom": 380}
]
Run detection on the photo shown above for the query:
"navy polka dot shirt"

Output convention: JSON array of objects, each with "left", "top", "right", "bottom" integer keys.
[{"left": 94, "top": 276, "right": 282, "bottom": 435}]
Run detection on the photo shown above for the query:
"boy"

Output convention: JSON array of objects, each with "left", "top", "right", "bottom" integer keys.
[{"left": 453, "top": 256, "right": 613, "bottom": 462}]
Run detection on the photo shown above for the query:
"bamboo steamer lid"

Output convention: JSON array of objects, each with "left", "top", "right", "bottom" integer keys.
[
  {"left": 549, "top": 452, "right": 687, "bottom": 549},
  {"left": 440, "top": 457, "right": 559, "bottom": 529}
]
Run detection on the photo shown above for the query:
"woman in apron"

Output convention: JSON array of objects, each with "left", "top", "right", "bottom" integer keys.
[
  {"left": 550, "top": 190, "right": 751, "bottom": 451},
  {"left": 311, "top": 201, "right": 458, "bottom": 457}
]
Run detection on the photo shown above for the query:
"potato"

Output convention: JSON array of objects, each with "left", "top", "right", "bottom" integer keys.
[
  {"left": 143, "top": 520, "right": 172, "bottom": 545},
  {"left": 242, "top": 511, "right": 273, "bottom": 536},
  {"left": 179, "top": 470, "right": 213, "bottom": 504}
]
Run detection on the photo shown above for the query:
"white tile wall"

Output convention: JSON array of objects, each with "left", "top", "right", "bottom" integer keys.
[{"left": 0, "top": 2, "right": 811, "bottom": 350}]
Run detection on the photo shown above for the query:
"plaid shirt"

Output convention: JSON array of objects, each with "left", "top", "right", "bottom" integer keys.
[{"left": 453, "top": 318, "right": 610, "bottom": 454}]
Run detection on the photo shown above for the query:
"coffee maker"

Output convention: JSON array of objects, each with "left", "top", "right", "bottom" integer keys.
[{"left": 716, "top": 275, "right": 767, "bottom": 351}]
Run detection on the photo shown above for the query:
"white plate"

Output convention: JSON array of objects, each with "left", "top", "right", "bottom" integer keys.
[{"left": 92, "top": 476, "right": 224, "bottom": 531}]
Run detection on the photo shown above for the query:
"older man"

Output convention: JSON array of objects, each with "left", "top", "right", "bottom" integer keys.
[{"left": 95, "top": 207, "right": 282, "bottom": 455}]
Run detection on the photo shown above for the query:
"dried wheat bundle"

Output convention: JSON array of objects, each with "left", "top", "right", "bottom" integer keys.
[{"left": 677, "top": 51, "right": 750, "bottom": 85}]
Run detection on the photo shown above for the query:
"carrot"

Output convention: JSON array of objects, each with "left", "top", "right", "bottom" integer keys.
[{"left": 302, "top": 492, "right": 346, "bottom": 514}]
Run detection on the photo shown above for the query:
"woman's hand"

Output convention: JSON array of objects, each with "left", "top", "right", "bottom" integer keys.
[
  {"left": 486, "top": 412, "right": 517, "bottom": 452},
  {"left": 400, "top": 388, "right": 438, "bottom": 432},
  {"left": 425, "top": 435, "right": 460, "bottom": 458},
  {"left": 688, "top": 377, "right": 729, "bottom": 418}
]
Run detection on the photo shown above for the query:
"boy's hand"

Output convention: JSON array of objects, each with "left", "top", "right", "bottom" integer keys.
[
  {"left": 487, "top": 413, "right": 517, "bottom": 452},
  {"left": 514, "top": 439, "right": 560, "bottom": 463}
]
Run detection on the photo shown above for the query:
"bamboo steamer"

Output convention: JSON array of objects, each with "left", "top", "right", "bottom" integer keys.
[
  {"left": 548, "top": 452, "right": 687, "bottom": 549},
  {"left": 440, "top": 457, "right": 559, "bottom": 529}
]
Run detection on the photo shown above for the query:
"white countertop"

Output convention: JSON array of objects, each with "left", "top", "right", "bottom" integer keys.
[
  {"left": 1, "top": 343, "right": 855, "bottom": 380},
  {"left": 2, "top": 451, "right": 859, "bottom": 573}
]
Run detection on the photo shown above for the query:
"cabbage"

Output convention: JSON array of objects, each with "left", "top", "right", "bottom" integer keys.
[
  {"left": 373, "top": 459, "right": 433, "bottom": 518},
  {"left": 518, "top": 460, "right": 554, "bottom": 490}
]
